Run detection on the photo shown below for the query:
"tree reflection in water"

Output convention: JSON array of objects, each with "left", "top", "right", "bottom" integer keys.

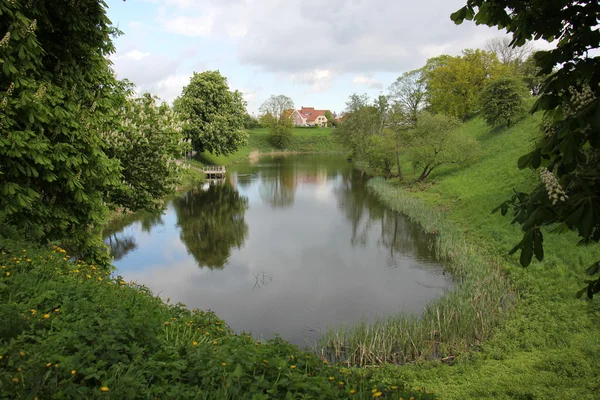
[
  {"left": 173, "top": 182, "right": 249, "bottom": 269},
  {"left": 104, "top": 211, "right": 165, "bottom": 261},
  {"left": 335, "top": 168, "right": 437, "bottom": 266}
]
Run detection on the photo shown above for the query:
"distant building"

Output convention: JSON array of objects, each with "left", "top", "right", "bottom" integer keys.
[{"left": 285, "top": 106, "right": 332, "bottom": 127}]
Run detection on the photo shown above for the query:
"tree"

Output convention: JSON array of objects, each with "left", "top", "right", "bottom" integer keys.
[
  {"left": 365, "top": 134, "right": 396, "bottom": 178},
  {"left": 324, "top": 111, "right": 337, "bottom": 127},
  {"left": 386, "top": 103, "right": 413, "bottom": 179},
  {"left": 480, "top": 77, "right": 529, "bottom": 128},
  {"left": 520, "top": 53, "right": 549, "bottom": 96},
  {"left": 424, "top": 49, "right": 506, "bottom": 120},
  {"left": 388, "top": 69, "right": 427, "bottom": 124},
  {"left": 485, "top": 37, "right": 533, "bottom": 69},
  {"left": 344, "top": 93, "right": 370, "bottom": 114},
  {"left": 259, "top": 95, "right": 295, "bottom": 149},
  {"left": 175, "top": 71, "right": 247, "bottom": 156},
  {"left": 103, "top": 93, "right": 185, "bottom": 211},
  {"left": 452, "top": 0, "right": 600, "bottom": 297},
  {"left": 406, "top": 112, "right": 479, "bottom": 182},
  {"left": 0, "top": 0, "right": 125, "bottom": 263},
  {"left": 334, "top": 102, "right": 381, "bottom": 162},
  {"left": 242, "top": 113, "right": 260, "bottom": 130}
]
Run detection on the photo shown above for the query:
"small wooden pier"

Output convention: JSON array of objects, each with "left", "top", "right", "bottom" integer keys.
[{"left": 203, "top": 165, "right": 226, "bottom": 179}]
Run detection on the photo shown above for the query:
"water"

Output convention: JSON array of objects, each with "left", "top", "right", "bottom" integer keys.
[{"left": 104, "top": 155, "right": 451, "bottom": 347}]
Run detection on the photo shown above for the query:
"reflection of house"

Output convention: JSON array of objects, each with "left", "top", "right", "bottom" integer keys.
[{"left": 287, "top": 106, "right": 332, "bottom": 127}]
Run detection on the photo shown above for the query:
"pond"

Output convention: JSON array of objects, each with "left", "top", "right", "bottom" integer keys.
[{"left": 104, "top": 155, "right": 451, "bottom": 347}]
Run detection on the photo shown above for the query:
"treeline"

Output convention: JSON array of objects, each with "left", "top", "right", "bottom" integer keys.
[
  {"left": 336, "top": 38, "right": 544, "bottom": 180},
  {"left": 0, "top": 1, "right": 248, "bottom": 263}
]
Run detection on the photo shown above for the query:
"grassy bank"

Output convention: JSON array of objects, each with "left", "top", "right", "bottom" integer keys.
[
  {"left": 331, "top": 115, "right": 600, "bottom": 398},
  {"left": 0, "top": 237, "right": 436, "bottom": 399},
  {"left": 197, "top": 127, "right": 343, "bottom": 165}
]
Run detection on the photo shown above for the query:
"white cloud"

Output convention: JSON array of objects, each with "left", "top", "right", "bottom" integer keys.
[
  {"left": 291, "top": 69, "right": 334, "bottom": 92},
  {"left": 352, "top": 75, "right": 383, "bottom": 89},
  {"left": 153, "top": 73, "right": 193, "bottom": 103},
  {"left": 163, "top": 15, "right": 215, "bottom": 37}
]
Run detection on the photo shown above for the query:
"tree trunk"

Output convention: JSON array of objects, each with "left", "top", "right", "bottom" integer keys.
[
  {"left": 417, "top": 164, "right": 432, "bottom": 182},
  {"left": 395, "top": 150, "right": 403, "bottom": 179}
]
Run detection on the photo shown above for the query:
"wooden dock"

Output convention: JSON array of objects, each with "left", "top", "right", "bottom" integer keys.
[{"left": 203, "top": 165, "right": 226, "bottom": 179}]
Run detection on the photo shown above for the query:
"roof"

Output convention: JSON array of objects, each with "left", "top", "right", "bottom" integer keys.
[{"left": 299, "top": 106, "right": 330, "bottom": 122}]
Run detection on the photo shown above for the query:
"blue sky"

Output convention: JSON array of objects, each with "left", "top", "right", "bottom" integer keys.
[{"left": 105, "top": 0, "right": 528, "bottom": 115}]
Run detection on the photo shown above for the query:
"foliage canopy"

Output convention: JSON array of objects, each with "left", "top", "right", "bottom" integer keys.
[
  {"left": 453, "top": 0, "right": 600, "bottom": 297},
  {"left": 175, "top": 71, "right": 247, "bottom": 156}
]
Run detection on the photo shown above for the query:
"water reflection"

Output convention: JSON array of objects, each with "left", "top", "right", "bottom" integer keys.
[
  {"left": 336, "top": 169, "right": 437, "bottom": 265},
  {"left": 107, "top": 155, "right": 451, "bottom": 346},
  {"left": 104, "top": 211, "right": 165, "bottom": 261},
  {"left": 172, "top": 183, "right": 249, "bottom": 269}
]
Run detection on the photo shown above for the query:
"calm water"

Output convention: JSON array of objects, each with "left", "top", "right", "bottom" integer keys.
[{"left": 104, "top": 155, "right": 451, "bottom": 346}]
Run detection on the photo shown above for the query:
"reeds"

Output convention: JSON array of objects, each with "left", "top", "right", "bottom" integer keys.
[{"left": 316, "top": 178, "right": 514, "bottom": 366}]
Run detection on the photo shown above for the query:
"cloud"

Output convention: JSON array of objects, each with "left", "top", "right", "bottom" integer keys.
[
  {"left": 290, "top": 69, "right": 334, "bottom": 92},
  {"left": 230, "top": 0, "right": 499, "bottom": 74},
  {"left": 163, "top": 15, "right": 215, "bottom": 36},
  {"left": 352, "top": 75, "right": 383, "bottom": 89}
]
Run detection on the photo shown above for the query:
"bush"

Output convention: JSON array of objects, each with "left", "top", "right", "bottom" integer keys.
[{"left": 480, "top": 76, "right": 528, "bottom": 128}]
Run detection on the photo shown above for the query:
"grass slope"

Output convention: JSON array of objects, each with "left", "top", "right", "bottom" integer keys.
[
  {"left": 197, "top": 127, "right": 343, "bottom": 165},
  {"left": 369, "top": 115, "right": 600, "bottom": 399}
]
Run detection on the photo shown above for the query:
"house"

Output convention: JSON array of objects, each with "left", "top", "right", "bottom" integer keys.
[
  {"left": 299, "top": 106, "right": 330, "bottom": 127},
  {"left": 285, "top": 109, "right": 307, "bottom": 126},
  {"left": 286, "top": 106, "right": 332, "bottom": 127}
]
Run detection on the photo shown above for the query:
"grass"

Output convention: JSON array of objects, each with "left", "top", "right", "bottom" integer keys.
[
  {"left": 197, "top": 127, "right": 343, "bottom": 165},
  {"left": 0, "top": 237, "right": 436, "bottom": 399},
  {"left": 330, "top": 114, "right": 600, "bottom": 398}
]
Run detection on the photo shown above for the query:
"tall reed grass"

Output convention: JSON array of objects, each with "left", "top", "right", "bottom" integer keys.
[{"left": 316, "top": 178, "right": 514, "bottom": 366}]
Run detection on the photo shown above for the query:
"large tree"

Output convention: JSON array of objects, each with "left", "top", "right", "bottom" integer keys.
[
  {"left": 175, "top": 71, "right": 247, "bottom": 156},
  {"left": 452, "top": 0, "right": 600, "bottom": 297},
  {"left": 424, "top": 49, "right": 506, "bottom": 120},
  {"left": 388, "top": 69, "right": 427, "bottom": 124},
  {"left": 0, "top": 0, "right": 124, "bottom": 262},
  {"left": 259, "top": 95, "right": 294, "bottom": 149},
  {"left": 406, "top": 112, "right": 479, "bottom": 182}
]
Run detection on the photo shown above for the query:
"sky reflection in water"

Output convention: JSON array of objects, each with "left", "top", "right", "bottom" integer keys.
[{"left": 105, "top": 155, "right": 452, "bottom": 346}]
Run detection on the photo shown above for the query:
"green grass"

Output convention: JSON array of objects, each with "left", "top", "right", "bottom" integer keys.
[
  {"left": 340, "top": 114, "right": 600, "bottom": 399},
  {"left": 0, "top": 237, "right": 436, "bottom": 399},
  {"left": 197, "top": 127, "right": 343, "bottom": 165}
]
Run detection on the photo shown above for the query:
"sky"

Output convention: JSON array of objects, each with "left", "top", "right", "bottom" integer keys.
[{"left": 105, "top": 0, "right": 532, "bottom": 115}]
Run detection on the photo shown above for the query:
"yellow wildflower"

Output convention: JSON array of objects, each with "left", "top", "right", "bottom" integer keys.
[
  {"left": 349, "top": 389, "right": 356, "bottom": 395},
  {"left": 71, "top": 370, "right": 76, "bottom": 375},
  {"left": 46, "top": 363, "right": 52, "bottom": 367},
  {"left": 329, "top": 377, "right": 335, "bottom": 381},
  {"left": 43, "top": 314, "right": 50, "bottom": 319},
  {"left": 100, "top": 386, "right": 109, "bottom": 392},
  {"left": 97, "top": 277, "right": 102, "bottom": 281},
  {"left": 192, "top": 341, "right": 198, "bottom": 346},
  {"left": 221, "top": 362, "right": 227, "bottom": 367},
  {"left": 19, "top": 351, "right": 25, "bottom": 356},
  {"left": 5, "top": 272, "right": 10, "bottom": 277},
  {"left": 371, "top": 389, "right": 378, "bottom": 394},
  {"left": 290, "top": 365, "right": 296, "bottom": 369},
  {"left": 391, "top": 385, "right": 398, "bottom": 390},
  {"left": 12, "top": 377, "right": 19, "bottom": 383},
  {"left": 373, "top": 392, "right": 382, "bottom": 398}
]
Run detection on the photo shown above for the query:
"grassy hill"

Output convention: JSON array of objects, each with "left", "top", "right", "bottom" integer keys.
[
  {"left": 360, "top": 114, "right": 600, "bottom": 399},
  {"left": 196, "top": 127, "right": 343, "bottom": 165}
]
